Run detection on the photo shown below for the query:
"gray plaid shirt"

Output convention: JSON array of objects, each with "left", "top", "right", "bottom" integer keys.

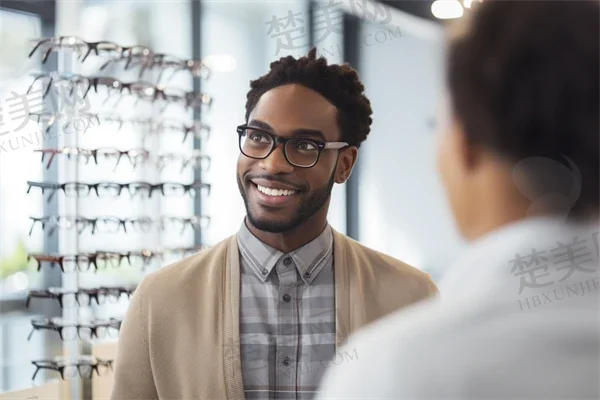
[{"left": 237, "top": 220, "right": 335, "bottom": 400}]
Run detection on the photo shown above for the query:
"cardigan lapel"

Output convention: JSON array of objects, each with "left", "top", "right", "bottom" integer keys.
[
  {"left": 223, "top": 235, "right": 245, "bottom": 400},
  {"left": 332, "top": 229, "right": 354, "bottom": 348}
]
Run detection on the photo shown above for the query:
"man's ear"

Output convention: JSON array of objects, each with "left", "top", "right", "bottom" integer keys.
[
  {"left": 452, "top": 118, "right": 481, "bottom": 172},
  {"left": 335, "top": 146, "right": 359, "bottom": 184}
]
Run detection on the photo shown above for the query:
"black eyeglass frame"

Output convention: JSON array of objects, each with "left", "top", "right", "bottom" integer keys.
[{"left": 236, "top": 124, "right": 349, "bottom": 168}]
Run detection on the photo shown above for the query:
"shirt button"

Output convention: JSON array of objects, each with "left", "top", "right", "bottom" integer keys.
[
  {"left": 261, "top": 268, "right": 268, "bottom": 276},
  {"left": 283, "top": 257, "right": 292, "bottom": 266},
  {"left": 282, "top": 294, "right": 291, "bottom": 303},
  {"left": 282, "top": 357, "right": 291, "bottom": 366}
]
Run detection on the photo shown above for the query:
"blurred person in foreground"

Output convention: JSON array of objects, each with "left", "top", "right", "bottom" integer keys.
[
  {"left": 111, "top": 48, "right": 438, "bottom": 400},
  {"left": 317, "top": 1, "right": 599, "bottom": 398}
]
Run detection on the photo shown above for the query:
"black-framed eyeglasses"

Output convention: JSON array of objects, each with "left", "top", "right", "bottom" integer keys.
[
  {"left": 26, "top": 286, "right": 136, "bottom": 309},
  {"left": 26, "top": 246, "right": 208, "bottom": 274},
  {"left": 28, "top": 317, "right": 122, "bottom": 342},
  {"left": 31, "top": 357, "right": 113, "bottom": 381},
  {"left": 236, "top": 124, "right": 349, "bottom": 168},
  {"left": 29, "top": 36, "right": 125, "bottom": 64}
]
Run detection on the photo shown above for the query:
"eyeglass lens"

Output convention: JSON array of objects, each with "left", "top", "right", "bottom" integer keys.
[{"left": 240, "top": 129, "right": 321, "bottom": 167}]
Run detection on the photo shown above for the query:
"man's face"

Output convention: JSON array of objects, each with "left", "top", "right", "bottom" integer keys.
[{"left": 237, "top": 84, "right": 351, "bottom": 233}]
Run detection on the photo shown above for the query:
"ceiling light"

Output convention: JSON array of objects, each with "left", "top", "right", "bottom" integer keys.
[
  {"left": 431, "top": 0, "right": 464, "bottom": 19},
  {"left": 203, "top": 54, "right": 237, "bottom": 72}
]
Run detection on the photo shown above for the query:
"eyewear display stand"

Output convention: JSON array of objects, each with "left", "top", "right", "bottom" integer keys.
[
  {"left": 24, "top": 36, "right": 212, "bottom": 399},
  {"left": 60, "top": 46, "right": 82, "bottom": 400}
]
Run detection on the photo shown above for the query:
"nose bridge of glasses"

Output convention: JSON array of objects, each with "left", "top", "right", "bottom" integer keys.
[{"left": 260, "top": 138, "right": 295, "bottom": 171}]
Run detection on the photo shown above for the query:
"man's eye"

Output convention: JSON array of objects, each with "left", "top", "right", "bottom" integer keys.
[
  {"left": 248, "top": 132, "right": 269, "bottom": 143},
  {"left": 295, "top": 141, "right": 317, "bottom": 151}
]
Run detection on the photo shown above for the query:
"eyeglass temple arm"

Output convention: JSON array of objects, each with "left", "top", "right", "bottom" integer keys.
[
  {"left": 31, "top": 364, "right": 54, "bottom": 381},
  {"left": 82, "top": 78, "right": 96, "bottom": 99},
  {"left": 38, "top": 150, "right": 57, "bottom": 169},
  {"left": 28, "top": 218, "right": 41, "bottom": 237},
  {"left": 80, "top": 44, "right": 98, "bottom": 63},
  {"left": 28, "top": 254, "right": 42, "bottom": 271},
  {"left": 27, "top": 74, "right": 46, "bottom": 94},
  {"left": 25, "top": 293, "right": 37, "bottom": 308},
  {"left": 324, "top": 142, "right": 349, "bottom": 149},
  {"left": 41, "top": 46, "right": 55, "bottom": 64},
  {"left": 28, "top": 38, "right": 50, "bottom": 58},
  {"left": 47, "top": 185, "right": 58, "bottom": 203},
  {"left": 120, "top": 219, "right": 128, "bottom": 234}
]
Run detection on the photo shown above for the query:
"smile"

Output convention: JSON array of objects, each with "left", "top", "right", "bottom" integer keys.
[
  {"left": 256, "top": 184, "right": 297, "bottom": 197},
  {"left": 249, "top": 181, "right": 301, "bottom": 208}
]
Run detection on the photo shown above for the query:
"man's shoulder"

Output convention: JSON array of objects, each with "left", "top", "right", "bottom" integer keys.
[
  {"left": 331, "top": 293, "right": 600, "bottom": 399},
  {"left": 351, "top": 296, "right": 441, "bottom": 351},
  {"left": 139, "top": 234, "right": 235, "bottom": 294},
  {"left": 319, "top": 297, "right": 448, "bottom": 399},
  {"left": 325, "top": 296, "right": 499, "bottom": 398}
]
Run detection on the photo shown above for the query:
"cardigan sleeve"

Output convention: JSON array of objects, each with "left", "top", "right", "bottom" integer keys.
[{"left": 111, "top": 276, "right": 159, "bottom": 400}]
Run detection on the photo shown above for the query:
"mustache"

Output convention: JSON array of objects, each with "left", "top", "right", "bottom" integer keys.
[{"left": 245, "top": 174, "right": 305, "bottom": 191}]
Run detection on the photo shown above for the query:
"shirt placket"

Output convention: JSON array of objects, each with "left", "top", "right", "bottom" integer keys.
[{"left": 275, "top": 255, "right": 299, "bottom": 400}]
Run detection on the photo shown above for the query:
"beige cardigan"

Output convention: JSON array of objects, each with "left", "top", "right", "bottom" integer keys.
[{"left": 111, "top": 230, "right": 439, "bottom": 400}]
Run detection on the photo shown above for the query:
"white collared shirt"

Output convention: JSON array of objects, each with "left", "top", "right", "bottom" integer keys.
[{"left": 317, "top": 216, "right": 599, "bottom": 399}]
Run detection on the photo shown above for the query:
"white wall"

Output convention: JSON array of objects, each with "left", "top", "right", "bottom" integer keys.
[{"left": 356, "top": 5, "right": 465, "bottom": 281}]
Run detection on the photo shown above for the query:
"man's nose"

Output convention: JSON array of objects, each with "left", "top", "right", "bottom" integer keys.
[{"left": 258, "top": 144, "right": 294, "bottom": 174}]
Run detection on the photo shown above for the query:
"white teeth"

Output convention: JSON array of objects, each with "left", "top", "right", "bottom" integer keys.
[{"left": 256, "top": 185, "right": 297, "bottom": 197}]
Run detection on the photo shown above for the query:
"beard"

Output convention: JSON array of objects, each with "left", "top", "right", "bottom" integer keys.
[{"left": 237, "top": 168, "right": 336, "bottom": 233}]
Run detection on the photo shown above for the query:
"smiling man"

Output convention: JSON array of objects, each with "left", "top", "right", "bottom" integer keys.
[{"left": 111, "top": 48, "right": 438, "bottom": 400}]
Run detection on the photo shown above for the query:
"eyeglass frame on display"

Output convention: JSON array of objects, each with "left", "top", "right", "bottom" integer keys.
[
  {"left": 27, "top": 180, "right": 211, "bottom": 201},
  {"left": 157, "top": 151, "right": 212, "bottom": 173},
  {"left": 26, "top": 286, "right": 137, "bottom": 309},
  {"left": 27, "top": 317, "right": 122, "bottom": 342},
  {"left": 29, "top": 111, "right": 211, "bottom": 142},
  {"left": 31, "top": 357, "right": 113, "bottom": 381},
  {"left": 34, "top": 147, "right": 150, "bottom": 170},
  {"left": 26, "top": 73, "right": 213, "bottom": 112},
  {"left": 28, "top": 215, "right": 212, "bottom": 237},
  {"left": 28, "top": 36, "right": 210, "bottom": 81},
  {"left": 27, "top": 246, "right": 207, "bottom": 273}
]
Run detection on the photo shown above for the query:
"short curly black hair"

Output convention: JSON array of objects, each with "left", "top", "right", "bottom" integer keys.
[
  {"left": 448, "top": 0, "right": 599, "bottom": 219},
  {"left": 245, "top": 47, "right": 373, "bottom": 148}
]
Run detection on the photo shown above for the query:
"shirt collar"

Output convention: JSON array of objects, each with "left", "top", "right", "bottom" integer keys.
[{"left": 237, "top": 220, "right": 333, "bottom": 284}]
